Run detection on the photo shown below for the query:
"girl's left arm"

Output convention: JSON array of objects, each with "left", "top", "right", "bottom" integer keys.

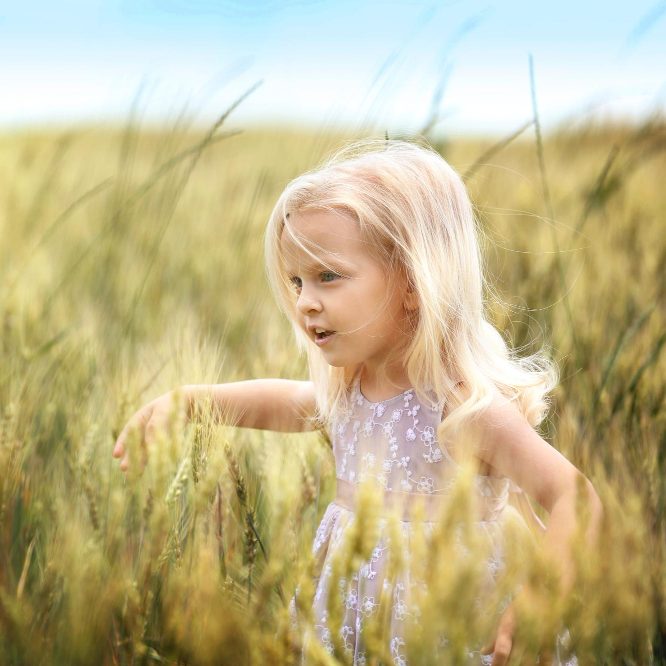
[
  {"left": 474, "top": 394, "right": 603, "bottom": 665},
  {"left": 475, "top": 394, "right": 602, "bottom": 588}
]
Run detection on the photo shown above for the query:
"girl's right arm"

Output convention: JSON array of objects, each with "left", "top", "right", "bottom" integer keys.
[{"left": 112, "top": 379, "right": 316, "bottom": 471}]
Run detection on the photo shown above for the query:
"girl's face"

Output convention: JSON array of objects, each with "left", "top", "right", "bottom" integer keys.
[{"left": 280, "top": 209, "right": 414, "bottom": 375}]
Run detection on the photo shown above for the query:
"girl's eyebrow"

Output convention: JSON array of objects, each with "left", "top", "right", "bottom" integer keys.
[{"left": 283, "top": 254, "right": 354, "bottom": 274}]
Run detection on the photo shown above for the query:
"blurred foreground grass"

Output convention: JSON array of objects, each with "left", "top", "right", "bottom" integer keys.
[{"left": 0, "top": 116, "right": 664, "bottom": 664}]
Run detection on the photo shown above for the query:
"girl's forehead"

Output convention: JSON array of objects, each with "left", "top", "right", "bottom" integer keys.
[{"left": 279, "top": 209, "right": 370, "bottom": 261}]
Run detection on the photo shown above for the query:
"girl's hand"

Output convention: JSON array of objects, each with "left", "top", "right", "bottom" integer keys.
[
  {"left": 482, "top": 603, "right": 517, "bottom": 665},
  {"left": 482, "top": 601, "right": 555, "bottom": 665},
  {"left": 112, "top": 391, "right": 185, "bottom": 471}
]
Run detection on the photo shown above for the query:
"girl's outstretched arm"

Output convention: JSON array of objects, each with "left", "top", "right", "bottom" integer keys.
[{"left": 112, "top": 379, "right": 316, "bottom": 471}]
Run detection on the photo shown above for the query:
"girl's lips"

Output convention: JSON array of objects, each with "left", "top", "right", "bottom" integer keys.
[{"left": 314, "top": 331, "right": 336, "bottom": 346}]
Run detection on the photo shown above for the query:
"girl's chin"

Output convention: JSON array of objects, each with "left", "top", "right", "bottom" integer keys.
[
  {"left": 322, "top": 357, "right": 347, "bottom": 368},
  {"left": 317, "top": 349, "right": 350, "bottom": 368}
]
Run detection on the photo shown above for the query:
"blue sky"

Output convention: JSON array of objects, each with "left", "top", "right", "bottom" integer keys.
[{"left": 1, "top": 0, "right": 664, "bottom": 134}]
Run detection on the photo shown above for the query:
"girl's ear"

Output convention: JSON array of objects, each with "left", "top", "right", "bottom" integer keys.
[
  {"left": 398, "top": 266, "right": 419, "bottom": 311},
  {"left": 404, "top": 283, "right": 419, "bottom": 311}
]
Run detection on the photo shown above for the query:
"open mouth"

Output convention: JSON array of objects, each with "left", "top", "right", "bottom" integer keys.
[{"left": 314, "top": 328, "right": 335, "bottom": 342}]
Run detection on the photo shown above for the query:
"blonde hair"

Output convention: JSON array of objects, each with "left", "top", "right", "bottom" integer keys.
[{"left": 264, "top": 139, "right": 558, "bottom": 443}]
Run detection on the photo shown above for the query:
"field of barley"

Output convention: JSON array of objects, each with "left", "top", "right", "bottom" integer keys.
[{"left": 0, "top": 110, "right": 664, "bottom": 664}]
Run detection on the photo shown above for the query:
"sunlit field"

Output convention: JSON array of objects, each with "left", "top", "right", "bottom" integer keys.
[{"left": 0, "top": 110, "right": 664, "bottom": 664}]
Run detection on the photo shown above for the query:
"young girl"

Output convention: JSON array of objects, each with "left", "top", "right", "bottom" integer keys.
[{"left": 113, "top": 139, "right": 601, "bottom": 665}]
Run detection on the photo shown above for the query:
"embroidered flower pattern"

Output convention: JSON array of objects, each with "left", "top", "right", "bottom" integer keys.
[
  {"left": 360, "top": 596, "right": 378, "bottom": 615},
  {"left": 333, "top": 379, "right": 451, "bottom": 493},
  {"left": 359, "top": 545, "right": 386, "bottom": 581},
  {"left": 416, "top": 476, "right": 435, "bottom": 493},
  {"left": 362, "top": 452, "right": 376, "bottom": 469},
  {"left": 399, "top": 478, "right": 413, "bottom": 492}
]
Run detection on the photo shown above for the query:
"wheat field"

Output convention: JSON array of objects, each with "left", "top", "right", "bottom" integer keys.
[{"left": 0, "top": 113, "right": 664, "bottom": 664}]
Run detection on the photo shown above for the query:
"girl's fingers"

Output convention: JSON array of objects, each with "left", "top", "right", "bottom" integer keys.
[
  {"left": 538, "top": 650, "right": 554, "bottom": 666},
  {"left": 113, "top": 422, "right": 137, "bottom": 459},
  {"left": 113, "top": 404, "right": 154, "bottom": 462},
  {"left": 491, "top": 637, "right": 511, "bottom": 666},
  {"left": 113, "top": 423, "right": 133, "bottom": 458},
  {"left": 112, "top": 435, "right": 126, "bottom": 457},
  {"left": 485, "top": 602, "right": 516, "bottom": 665}
]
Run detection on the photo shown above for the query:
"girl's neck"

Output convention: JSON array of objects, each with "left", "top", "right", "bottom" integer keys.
[{"left": 357, "top": 363, "right": 412, "bottom": 403}]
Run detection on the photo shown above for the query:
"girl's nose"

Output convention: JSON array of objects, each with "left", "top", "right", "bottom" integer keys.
[{"left": 296, "top": 288, "right": 323, "bottom": 314}]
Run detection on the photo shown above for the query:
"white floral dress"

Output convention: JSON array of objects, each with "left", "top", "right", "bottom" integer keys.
[{"left": 292, "top": 377, "right": 575, "bottom": 665}]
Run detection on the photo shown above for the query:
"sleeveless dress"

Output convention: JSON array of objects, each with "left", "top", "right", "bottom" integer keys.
[{"left": 291, "top": 377, "right": 575, "bottom": 665}]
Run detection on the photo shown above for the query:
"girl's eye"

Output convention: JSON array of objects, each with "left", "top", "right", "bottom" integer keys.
[
  {"left": 320, "top": 271, "right": 341, "bottom": 283},
  {"left": 289, "top": 276, "right": 302, "bottom": 291}
]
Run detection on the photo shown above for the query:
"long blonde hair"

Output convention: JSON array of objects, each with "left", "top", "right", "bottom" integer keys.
[{"left": 264, "top": 139, "right": 558, "bottom": 443}]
